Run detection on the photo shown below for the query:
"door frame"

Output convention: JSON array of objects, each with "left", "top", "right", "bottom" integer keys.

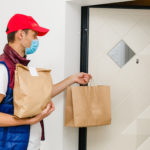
[{"left": 79, "top": 3, "right": 150, "bottom": 150}]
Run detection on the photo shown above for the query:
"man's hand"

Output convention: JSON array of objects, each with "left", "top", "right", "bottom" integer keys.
[
  {"left": 71, "top": 72, "right": 92, "bottom": 85},
  {"left": 30, "top": 101, "right": 55, "bottom": 125},
  {"left": 0, "top": 94, "right": 5, "bottom": 103},
  {"left": 51, "top": 72, "right": 92, "bottom": 98}
]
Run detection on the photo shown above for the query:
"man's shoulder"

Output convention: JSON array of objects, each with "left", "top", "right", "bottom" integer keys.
[
  {"left": 0, "top": 54, "right": 14, "bottom": 69},
  {"left": 0, "top": 53, "right": 8, "bottom": 64},
  {"left": 0, "top": 53, "right": 5, "bottom": 60}
]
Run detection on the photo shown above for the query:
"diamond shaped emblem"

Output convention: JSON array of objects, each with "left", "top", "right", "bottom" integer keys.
[{"left": 108, "top": 40, "right": 135, "bottom": 68}]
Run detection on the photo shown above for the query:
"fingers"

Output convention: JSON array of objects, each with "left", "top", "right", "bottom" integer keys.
[
  {"left": 42, "top": 104, "right": 51, "bottom": 114},
  {"left": 79, "top": 72, "right": 92, "bottom": 83},
  {"left": 83, "top": 74, "right": 92, "bottom": 82},
  {"left": 51, "top": 102, "right": 55, "bottom": 111},
  {"left": 46, "top": 101, "right": 55, "bottom": 114},
  {"left": 82, "top": 72, "right": 92, "bottom": 79},
  {"left": 32, "top": 102, "right": 55, "bottom": 124},
  {"left": 50, "top": 104, "right": 55, "bottom": 112}
]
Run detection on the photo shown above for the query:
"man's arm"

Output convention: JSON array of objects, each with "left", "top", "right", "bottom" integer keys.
[
  {"left": 0, "top": 94, "right": 55, "bottom": 127},
  {"left": 51, "top": 73, "right": 92, "bottom": 98},
  {"left": 0, "top": 94, "right": 30, "bottom": 126},
  {"left": 51, "top": 75, "right": 75, "bottom": 98}
]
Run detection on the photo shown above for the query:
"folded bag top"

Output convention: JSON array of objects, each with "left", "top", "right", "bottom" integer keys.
[{"left": 13, "top": 63, "right": 53, "bottom": 118}]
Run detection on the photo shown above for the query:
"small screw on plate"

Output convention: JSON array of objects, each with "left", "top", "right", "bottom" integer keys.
[{"left": 136, "top": 59, "right": 139, "bottom": 64}]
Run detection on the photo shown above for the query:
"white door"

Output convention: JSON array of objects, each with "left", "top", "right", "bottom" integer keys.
[
  {"left": 66, "top": 0, "right": 134, "bottom": 6},
  {"left": 88, "top": 8, "right": 150, "bottom": 150}
]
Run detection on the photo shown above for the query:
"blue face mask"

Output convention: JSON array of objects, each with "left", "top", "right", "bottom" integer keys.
[{"left": 25, "top": 39, "right": 39, "bottom": 55}]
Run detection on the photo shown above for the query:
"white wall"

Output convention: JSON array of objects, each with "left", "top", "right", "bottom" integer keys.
[
  {"left": 0, "top": 0, "right": 81, "bottom": 150},
  {"left": 63, "top": 2, "right": 81, "bottom": 150}
]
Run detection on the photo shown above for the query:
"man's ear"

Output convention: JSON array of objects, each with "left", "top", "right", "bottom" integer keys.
[{"left": 15, "top": 30, "right": 25, "bottom": 40}]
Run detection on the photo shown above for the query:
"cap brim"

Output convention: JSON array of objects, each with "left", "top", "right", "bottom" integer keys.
[{"left": 33, "top": 26, "right": 50, "bottom": 36}]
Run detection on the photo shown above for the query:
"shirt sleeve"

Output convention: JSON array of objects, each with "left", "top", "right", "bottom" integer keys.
[{"left": 0, "top": 64, "right": 8, "bottom": 96}]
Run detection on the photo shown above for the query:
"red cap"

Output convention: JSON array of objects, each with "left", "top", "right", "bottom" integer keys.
[{"left": 6, "top": 14, "right": 50, "bottom": 36}]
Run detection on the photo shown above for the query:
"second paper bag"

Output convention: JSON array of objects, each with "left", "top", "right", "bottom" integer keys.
[
  {"left": 13, "top": 64, "right": 53, "bottom": 118},
  {"left": 64, "top": 85, "right": 111, "bottom": 127}
]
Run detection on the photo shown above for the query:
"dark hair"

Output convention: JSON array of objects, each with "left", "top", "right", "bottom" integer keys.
[{"left": 6, "top": 28, "right": 30, "bottom": 43}]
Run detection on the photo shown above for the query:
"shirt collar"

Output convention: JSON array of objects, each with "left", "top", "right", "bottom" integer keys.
[{"left": 3, "top": 44, "right": 30, "bottom": 66}]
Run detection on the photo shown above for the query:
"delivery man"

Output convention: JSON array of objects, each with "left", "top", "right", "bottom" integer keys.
[{"left": 0, "top": 14, "right": 92, "bottom": 150}]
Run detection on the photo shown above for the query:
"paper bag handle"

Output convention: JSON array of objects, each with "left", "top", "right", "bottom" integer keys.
[{"left": 88, "top": 77, "right": 96, "bottom": 86}]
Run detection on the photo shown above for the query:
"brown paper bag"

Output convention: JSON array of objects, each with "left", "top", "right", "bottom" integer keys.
[
  {"left": 64, "top": 85, "right": 111, "bottom": 127},
  {"left": 13, "top": 63, "right": 53, "bottom": 118}
]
